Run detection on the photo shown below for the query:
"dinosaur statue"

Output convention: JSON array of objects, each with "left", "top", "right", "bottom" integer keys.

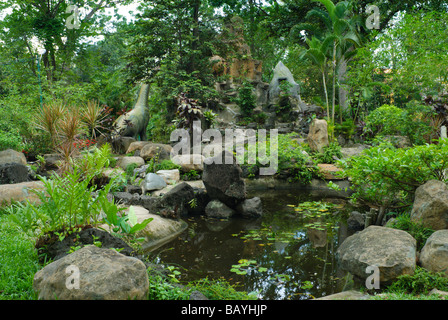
[{"left": 114, "top": 83, "right": 150, "bottom": 141}]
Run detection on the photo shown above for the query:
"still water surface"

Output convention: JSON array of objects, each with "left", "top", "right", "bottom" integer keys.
[{"left": 148, "top": 189, "right": 353, "bottom": 300}]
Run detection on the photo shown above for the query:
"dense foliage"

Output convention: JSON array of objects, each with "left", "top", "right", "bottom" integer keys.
[{"left": 339, "top": 139, "right": 448, "bottom": 209}]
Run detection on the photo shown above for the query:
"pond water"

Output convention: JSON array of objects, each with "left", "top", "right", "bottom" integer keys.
[{"left": 147, "top": 189, "right": 354, "bottom": 300}]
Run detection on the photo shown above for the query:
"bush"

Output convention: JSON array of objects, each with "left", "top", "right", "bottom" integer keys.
[
  {"left": 339, "top": 139, "right": 448, "bottom": 209},
  {"left": 388, "top": 213, "right": 434, "bottom": 251},
  {"left": 386, "top": 267, "right": 448, "bottom": 295},
  {"left": 262, "top": 133, "right": 317, "bottom": 183},
  {"left": 364, "top": 104, "right": 434, "bottom": 145},
  {"left": 7, "top": 145, "right": 129, "bottom": 237},
  {"left": 235, "top": 80, "right": 256, "bottom": 117},
  {"left": 312, "top": 142, "right": 343, "bottom": 164}
]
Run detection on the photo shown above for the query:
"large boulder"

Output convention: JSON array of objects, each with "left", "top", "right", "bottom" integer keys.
[
  {"left": 307, "top": 119, "right": 329, "bottom": 153},
  {"left": 0, "top": 149, "right": 27, "bottom": 166},
  {"left": 156, "top": 169, "right": 180, "bottom": 185},
  {"left": 117, "top": 156, "right": 145, "bottom": 171},
  {"left": 171, "top": 154, "right": 205, "bottom": 173},
  {"left": 126, "top": 141, "right": 151, "bottom": 154},
  {"left": 336, "top": 226, "right": 417, "bottom": 283},
  {"left": 420, "top": 230, "right": 448, "bottom": 276},
  {"left": 0, "top": 181, "right": 44, "bottom": 206},
  {"left": 202, "top": 150, "right": 246, "bottom": 208},
  {"left": 33, "top": 245, "right": 149, "bottom": 300},
  {"left": 36, "top": 227, "right": 135, "bottom": 262},
  {"left": 125, "top": 206, "right": 188, "bottom": 252},
  {"left": 0, "top": 163, "right": 29, "bottom": 184},
  {"left": 158, "top": 182, "right": 195, "bottom": 219},
  {"left": 410, "top": 180, "right": 448, "bottom": 230},
  {"left": 140, "top": 143, "right": 172, "bottom": 161},
  {"left": 141, "top": 173, "right": 167, "bottom": 193}
]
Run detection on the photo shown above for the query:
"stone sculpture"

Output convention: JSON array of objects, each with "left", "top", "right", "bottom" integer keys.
[
  {"left": 114, "top": 83, "right": 150, "bottom": 141},
  {"left": 268, "top": 61, "right": 302, "bottom": 107}
]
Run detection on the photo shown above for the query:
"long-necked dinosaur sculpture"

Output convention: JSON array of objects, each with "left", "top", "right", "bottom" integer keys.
[{"left": 114, "top": 83, "right": 150, "bottom": 141}]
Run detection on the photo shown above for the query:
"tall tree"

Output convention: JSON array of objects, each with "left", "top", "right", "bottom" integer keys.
[{"left": 0, "top": 0, "right": 131, "bottom": 81}]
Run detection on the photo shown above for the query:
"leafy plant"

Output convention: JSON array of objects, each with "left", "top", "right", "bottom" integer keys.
[
  {"left": 80, "top": 100, "right": 112, "bottom": 140},
  {"left": 203, "top": 110, "right": 218, "bottom": 129},
  {"left": 182, "top": 170, "right": 200, "bottom": 181},
  {"left": 386, "top": 267, "right": 448, "bottom": 295},
  {"left": 313, "top": 142, "right": 343, "bottom": 164},
  {"left": 387, "top": 213, "right": 434, "bottom": 251},
  {"left": 235, "top": 80, "right": 256, "bottom": 117},
  {"left": 175, "top": 92, "right": 203, "bottom": 137},
  {"left": 100, "top": 201, "right": 153, "bottom": 237},
  {"left": 339, "top": 139, "right": 448, "bottom": 209},
  {"left": 8, "top": 144, "right": 133, "bottom": 238}
]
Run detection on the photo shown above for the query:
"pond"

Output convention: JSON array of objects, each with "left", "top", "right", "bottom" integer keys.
[{"left": 147, "top": 189, "right": 354, "bottom": 300}]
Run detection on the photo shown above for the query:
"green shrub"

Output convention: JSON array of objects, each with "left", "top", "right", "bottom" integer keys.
[
  {"left": 0, "top": 129, "right": 24, "bottom": 151},
  {"left": 339, "top": 139, "right": 448, "bottom": 208},
  {"left": 272, "top": 133, "right": 317, "bottom": 183},
  {"left": 313, "top": 142, "right": 343, "bottom": 164},
  {"left": 386, "top": 267, "right": 448, "bottom": 295},
  {"left": 7, "top": 144, "right": 133, "bottom": 238},
  {"left": 364, "top": 105, "right": 405, "bottom": 137},
  {"left": 235, "top": 80, "right": 256, "bottom": 117},
  {"left": 364, "top": 104, "right": 434, "bottom": 145},
  {"left": 387, "top": 213, "right": 434, "bottom": 251}
]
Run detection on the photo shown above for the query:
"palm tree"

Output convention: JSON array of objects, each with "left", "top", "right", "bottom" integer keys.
[
  {"left": 300, "top": 36, "right": 334, "bottom": 122},
  {"left": 295, "top": 0, "right": 362, "bottom": 123},
  {"left": 309, "top": 0, "right": 362, "bottom": 122}
]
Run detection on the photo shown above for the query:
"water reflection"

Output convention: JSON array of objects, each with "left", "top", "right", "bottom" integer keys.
[{"left": 148, "top": 189, "right": 351, "bottom": 300}]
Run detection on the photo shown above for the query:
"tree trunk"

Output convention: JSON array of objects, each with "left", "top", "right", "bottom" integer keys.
[
  {"left": 338, "top": 57, "right": 348, "bottom": 116},
  {"left": 322, "top": 69, "right": 330, "bottom": 122},
  {"left": 332, "top": 43, "right": 337, "bottom": 124}
]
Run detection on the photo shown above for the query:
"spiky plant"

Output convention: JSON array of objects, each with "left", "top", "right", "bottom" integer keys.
[
  {"left": 35, "top": 102, "right": 66, "bottom": 149},
  {"left": 81, "top": 100, "right": 109, "bottom": 140}
]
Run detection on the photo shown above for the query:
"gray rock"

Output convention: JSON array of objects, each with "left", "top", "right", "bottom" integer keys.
[
  {"left": 203, "top": 150, "right": 246, "bottom": 208},
  {"left": 0, "top": 181, "right": 44, "bottom": 206},
  {"left": 117, "top": 156, "right": 145, "bottom": 170},
  {"left": 420, "top": 230, "right": 448, "bottom": 276},
  {"left": 411, "top": 180, "right": 448, "bottom": 230},
  {"left": 336, "top": 226, "right": 417, "bottom": 283},
  {"left": 340, "top": 145, "right": 369, "bottom": 159},
  {"left": 0, "top": 149, "right": 27, "bottom": 166},
  {"left": 347, "top": 211, "right": 365, "bottom": 232},
  {"left": 0, "top": 163, "right": 29, "bottom": 184},
  {"left": 156, "top": 169, "right": 180, "bottom": 185},
  {"left": 190, "top": 290, "right": 209, "bottom": 300},
  {"left": 205, "top": 200, "right": 236, "bottom": 219},
  {"left": 37, "top": 227, "right": 135, "bottom": 262},
  {"left": 140, "top": 143, "right": 172, "bottom": 161},
  {"left": 267, "top": 61, "right": 301, "bottom": 106},
  {"left": 159, "top": 182, "right": 195, "bottom": 219},
  {"left": 236, "top": 197, "right": 263, "bottom": 219},
  {"left": 142, "top": 173, "right": 167, "bottom": 193},
  {"left": 33, "top": 246, "right": 149, "bottom": 300}
]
